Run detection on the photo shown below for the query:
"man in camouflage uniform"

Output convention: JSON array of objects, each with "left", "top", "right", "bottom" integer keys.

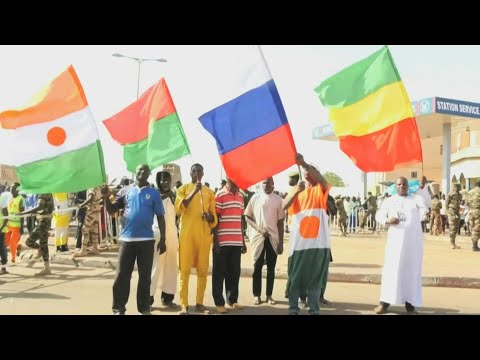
[
  {"left": 466, "top": 181, "right": 480, "bottom": 252},
  {"left": 19, "top": 193, "right": 54, "bottom": 276},
  {"left": 74, "top": 186, "right": 103, "bottom": 257},
  {"left": 360, "top": 192, "right": 377, "bottom": 233},
  {"left": 447, "top": 184, "right": 462, "bottom": 249},
  {"left": 334, "top": 195, "right": 348, "bottom": 236},
  {"left": 429, "top": 194, "right": 442, "bottom": 236}
]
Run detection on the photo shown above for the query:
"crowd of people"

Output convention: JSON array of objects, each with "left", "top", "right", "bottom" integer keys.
[{"left": 0, "top": 159, "right": 479, "bottom": 315}]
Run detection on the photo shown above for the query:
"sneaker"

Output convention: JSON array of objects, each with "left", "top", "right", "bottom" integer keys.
[
  {"left": 113, "top": 310, "right": 125, "bottom": 315},
  {"left": 0, "top": 268, "right": 9, "bottom": 275},
  {"left": 140, "top": 311, "right": 152, "bottom": 315},
  {"left": 254, "top": 296, "right": 262, "bottom": 305},
  {"left": 299, "top": 301, "right": 308, "bottom": 310}
]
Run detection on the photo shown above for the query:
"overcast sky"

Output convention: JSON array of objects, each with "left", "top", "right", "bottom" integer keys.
[{"left": 1, "top": 45, "right": 479, "bottom": 192}]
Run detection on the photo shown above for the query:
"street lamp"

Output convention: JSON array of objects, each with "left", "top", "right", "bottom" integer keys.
[{"left": 112, "top": 53, "right": 167, "bottom": 99}]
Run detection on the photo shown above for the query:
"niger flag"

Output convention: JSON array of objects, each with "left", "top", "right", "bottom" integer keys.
[
  {"left": 287, "top": 184, "right": 331, "bottom": 295},
  {"left": 0, "top": 66, "right": 106, "bottom": 194}
]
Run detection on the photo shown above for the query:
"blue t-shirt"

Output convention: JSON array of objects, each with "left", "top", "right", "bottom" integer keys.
[{"left": 115, "top": 185, "right": 164, "bottom": 241}]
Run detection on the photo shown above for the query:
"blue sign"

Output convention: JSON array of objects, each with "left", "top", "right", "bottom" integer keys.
[
  {"left": 411, "top": 97, "right": 435, "bottom": 116},
  {"left": 435, "top": 97, "right": 480, "bottom": 119},
  {"left": 312, "top": 123, "right": 335, "bottom": 139}
]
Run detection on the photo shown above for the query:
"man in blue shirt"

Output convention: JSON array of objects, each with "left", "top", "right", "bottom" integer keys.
[{"left": 102, "top": 164, "right": 166, "bottom": 315}]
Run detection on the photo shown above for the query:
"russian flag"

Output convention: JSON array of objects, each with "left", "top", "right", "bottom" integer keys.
[{"left": 199, "top": 45, "right": 297, "bottom": 190}]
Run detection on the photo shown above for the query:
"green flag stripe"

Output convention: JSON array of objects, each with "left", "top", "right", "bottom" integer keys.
[
  {"left": 123, "top": 139, "right": 148, "bottom": 173},
  {"left": 123, "top": 112, "right": 190, "bottom": 172},
  {"left": 16, "top": 141, "right": 106, "bottom": 194},
  {"left": 147, "top": 112, "right": 190, "bottom": 168},
  {"left": 287, "top": 248, "right": 330, "bottom": 294},
  {"left": 314, "top": 46, "right": 400, "bottom": 109}
]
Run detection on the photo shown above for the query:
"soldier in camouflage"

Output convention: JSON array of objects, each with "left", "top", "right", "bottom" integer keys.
[
  {"left": 74, "top": 186, "right": 103, "bottom": 258},
  {"left": 447, "top": 184, "right": 462, "bottom": 249},
  {"left": 429, "top": 194, "right": 443, "bottom": 236},
  {"left": 334, "top": 195, "right": 348, "bottom": 236},
  {"left": 19, "top": 193, "right": 54, "bottom": 276},
  {"left": 466, "top": 181, "right": 480, "bottom": 252},
  {"left": 360, "top": 192, "right": 377, "bottom": 233}
]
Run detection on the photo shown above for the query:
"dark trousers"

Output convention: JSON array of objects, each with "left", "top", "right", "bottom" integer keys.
[
  {"left": 212, "top": 246, "right": 242, "bottom": 306},
  {"left": 112, "top": 240, "right": 155, "bottom": 314},
  {"left": 75, "top": 208, "right": 87, "bottom": 248},
  {"left": 0, "top": 232, "right": 7, "bottom": 266},
  {"left": 25, "top": 219, "right": 51, "bottom": 262},
  {"left": 26, "top": 216, "right": 36, "bottom": 234},
  {"left": 252, "top": 238, "right": 277, "bottom": 297},
  {"left": 161, "top": 292, "right": 174, "bottom": 304}
]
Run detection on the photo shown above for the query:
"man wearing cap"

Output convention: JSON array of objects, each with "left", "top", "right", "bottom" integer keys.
[{"left": 286, "top": 171, "right": 300, "bottom": 233}]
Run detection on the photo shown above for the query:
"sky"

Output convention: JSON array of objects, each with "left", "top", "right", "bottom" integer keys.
[{"left": 1, "top": 45, "right": 480, "bottom": 193}]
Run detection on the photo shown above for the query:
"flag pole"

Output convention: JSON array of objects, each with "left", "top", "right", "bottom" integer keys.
[{"left": 297, "top": 165, "right": 303, "bottom": 181}]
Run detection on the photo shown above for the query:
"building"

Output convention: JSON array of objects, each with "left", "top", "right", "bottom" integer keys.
[
  {"left": 162, "top": 163, "right": 182, "bottom": 188},
  {"left": 313, "top": 96, "right": 480, "bottom": 196},
  {"left": 0, "top": 165, "right": 18, "bottom": 184}
]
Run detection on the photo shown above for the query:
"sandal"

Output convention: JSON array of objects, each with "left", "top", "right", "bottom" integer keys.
[
  {"left": 266, "top": 297, "right": 277, "bottom": 305},
  {"left": 178, "top": 306, "right": 189, "bottom": 315}
]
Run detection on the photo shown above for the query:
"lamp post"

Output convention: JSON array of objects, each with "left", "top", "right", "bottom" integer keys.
[{"left": 112, "top": 53, "right": 167, "bottom": 99}]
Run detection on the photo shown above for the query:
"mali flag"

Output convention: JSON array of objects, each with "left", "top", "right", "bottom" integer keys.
[{"left": 315, "top": 46, "right": 423, "bottom": 172}]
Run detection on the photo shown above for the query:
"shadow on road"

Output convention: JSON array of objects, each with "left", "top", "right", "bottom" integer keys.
[{"left": 330, "top": 263, "right": 381, "bottom": 269}]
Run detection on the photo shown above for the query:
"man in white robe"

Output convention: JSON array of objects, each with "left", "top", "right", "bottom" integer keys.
[
  {"left": 415, "top": 176, "right": 432, "bottom": 232},
  {"left": 374, "top": 176, "right": 427, "bottom": 315},
  {"left": 245, "top": 177, "right": 284, "bottom": 305},
  {"left": 150, "top": 171, "right": 178, "bottom": 309}
]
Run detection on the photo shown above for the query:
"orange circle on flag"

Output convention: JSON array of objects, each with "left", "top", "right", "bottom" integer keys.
[
  {"left": 47, "top": 127, "right": 66, "bottom": 146},
  {"left": 299, "top": 216, "right": 320, "bottom": 239}
]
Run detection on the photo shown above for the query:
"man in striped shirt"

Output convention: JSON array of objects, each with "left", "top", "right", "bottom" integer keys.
[{"left": 212, "top": 178, "right": 246, "bottom": 314}]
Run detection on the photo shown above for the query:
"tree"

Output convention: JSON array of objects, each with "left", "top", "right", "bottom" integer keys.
[{"left": 323, "top": 172, "right": 345, "bottom": 187}]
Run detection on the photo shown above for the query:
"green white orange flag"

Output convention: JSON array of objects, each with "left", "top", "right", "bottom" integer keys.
[
  {"left": 0, "top": 66, "right": 106, "bottom": 194},
  {"left": 314, "top": 46, "right": 423, "bottom": 172},
  {"left": 287, "top": 184, "right": 331, "bottom": 296},
  {"left": 103, "top": 78, "right": 190, "bottom": 172}
]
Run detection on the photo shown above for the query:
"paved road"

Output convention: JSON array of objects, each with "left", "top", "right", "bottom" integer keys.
[{"left": 1, "top": 262, "right": 479, "bottom": 315}]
